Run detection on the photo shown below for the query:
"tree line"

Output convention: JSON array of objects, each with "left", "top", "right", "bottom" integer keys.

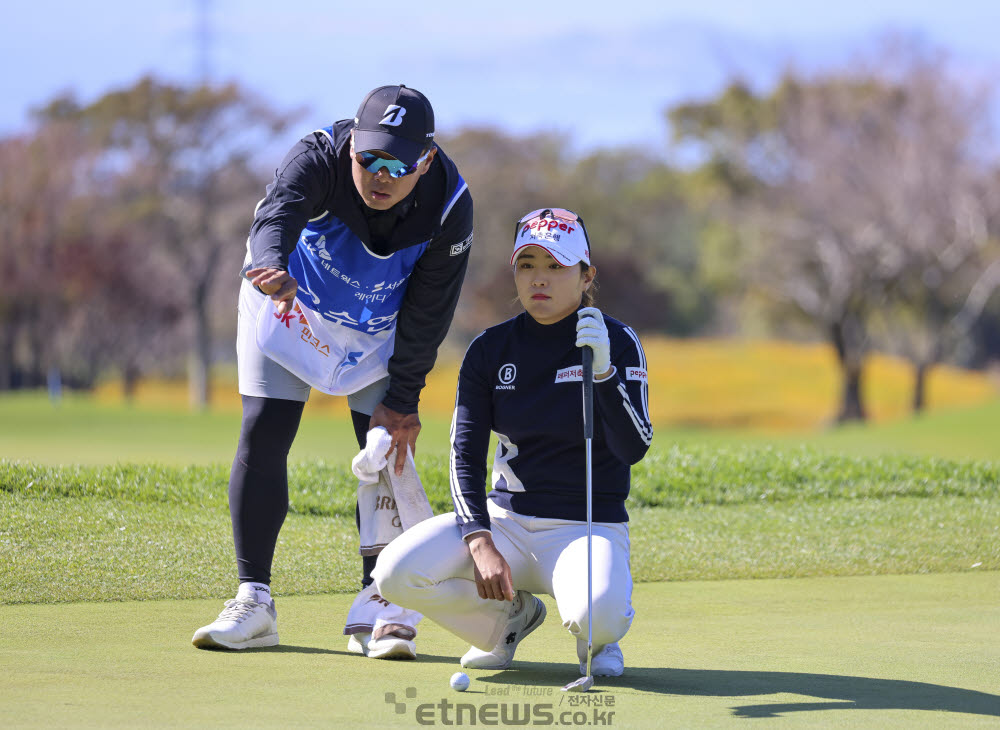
[{"left": 2, "top": 43, "right": 998, "bottom": 421}]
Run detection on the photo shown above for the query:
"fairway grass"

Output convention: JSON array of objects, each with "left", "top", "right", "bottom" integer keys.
[
  {"left": 4, "top": 444, "right": 998, "bottom": 604},
  {"left": 0, "top": 391, "right": 454, "bottom": 466},
  {"left": 3, "top": 494, "right": 998, "bottom": 604},
  {"left": 2, "top": 574, "right": 998, "bottom": 728},
  {"left": 3, "top": 390, "right": 1000, "bottom": 466}
]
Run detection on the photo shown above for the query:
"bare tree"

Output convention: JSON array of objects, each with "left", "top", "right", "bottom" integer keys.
[
  {"left": 851, "top": 53, "right": 1000, "bottom": 410},
  {"left": 671, "top": 78, "right": 892, "bottom": 421},
  {"left": 669, "top": 41, "right": 1000, "bottom": 421}
]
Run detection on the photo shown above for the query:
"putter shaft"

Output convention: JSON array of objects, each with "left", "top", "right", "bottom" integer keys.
[{"left": 563, "top": 343, "right": 595, "bottom": 692}]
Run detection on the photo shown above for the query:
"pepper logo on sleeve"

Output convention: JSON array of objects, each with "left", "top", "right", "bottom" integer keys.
[
  {"left": 496, "top": 364, "right": 517, "bottom": 390},
  {"left": 627, "top": 367, "right": 648, "bottom": 382}
]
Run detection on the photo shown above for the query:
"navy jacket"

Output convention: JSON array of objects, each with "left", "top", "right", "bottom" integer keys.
[{"left": 450, "top": 308, "right": 653, "bottom": 538}]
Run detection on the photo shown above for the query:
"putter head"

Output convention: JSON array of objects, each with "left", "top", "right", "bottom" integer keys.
[{"left": 562, "top": 674, "right": 594, "bottom": 692}]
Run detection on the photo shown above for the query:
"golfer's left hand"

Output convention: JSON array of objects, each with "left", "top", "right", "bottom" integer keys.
[
  {"left": 576, "top": 307, "right": 612, "bottom": 379},
  {"left": 370, "top": 404, "right": 421, "bottom": 475}
]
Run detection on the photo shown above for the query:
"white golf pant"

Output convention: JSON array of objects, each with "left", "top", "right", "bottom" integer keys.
[{"left": 373, "top": 500, "right": 634, "bottom": 652}]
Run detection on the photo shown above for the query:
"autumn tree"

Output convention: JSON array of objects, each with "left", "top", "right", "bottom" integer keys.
[
  {"left": 0, "top": 121, "right": 102, "bottom": 389},
  {"left": 38, "top": 77, "right": 296, "bottom": 408},
  {"left": 0, "top": 119, "right": 188, "bottom": 393},
  {"left": 443, "top": 128, "right": 574, "bottom": 338},
  {"left": 444, "top": 128, "right": 711, "bottom": 339}
]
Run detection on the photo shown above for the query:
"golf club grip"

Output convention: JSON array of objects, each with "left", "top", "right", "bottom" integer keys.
[{"left": 582, "top": 346, "right": 594, "bottom": 439}]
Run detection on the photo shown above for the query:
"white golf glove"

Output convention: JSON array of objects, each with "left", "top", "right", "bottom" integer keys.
[{"left": 576, "top": 307, "right": 611, "bottom": 377}]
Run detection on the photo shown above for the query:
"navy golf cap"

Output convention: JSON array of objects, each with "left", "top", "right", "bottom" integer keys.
[{"left": 353, "top": 85, "right": 435, "bottom": 166}]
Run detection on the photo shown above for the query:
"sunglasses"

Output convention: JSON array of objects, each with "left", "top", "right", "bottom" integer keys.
[
  {"left": 354, "top": 149, "right": 431, "bottom": 178},
  {"left": 514, "top": 207, "right": 590, "bottom": 242}
]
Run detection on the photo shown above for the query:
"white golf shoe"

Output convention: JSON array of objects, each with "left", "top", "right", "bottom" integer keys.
[
  {"left": 347, "top": 632, "right": 417, "bottom": 660},
  {"left": 578, "top": 641, "right": 624, "bottom": 677},
  {"left": 191, "top": 596, "right": 278, "bottom": 650},
  {"left": 461, "top": 592, "right": 546, "bottom": 670}
]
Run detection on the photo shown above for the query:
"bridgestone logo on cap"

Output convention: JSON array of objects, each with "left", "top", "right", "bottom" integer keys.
[{"left": 380, "top": 105, "right": 405, "bottom": 127}]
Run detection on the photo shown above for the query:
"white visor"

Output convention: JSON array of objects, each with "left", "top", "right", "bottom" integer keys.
[{"left": 511, "top": 214, "right": 590, "bottom": 266}]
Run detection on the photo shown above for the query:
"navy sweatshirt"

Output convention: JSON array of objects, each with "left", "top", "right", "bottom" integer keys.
[
  {"left": 244, "top": 120, "right": 474, "bottom": 414},
  {"left": 450, "top": 308, "right": 653, "bottom": 538}
]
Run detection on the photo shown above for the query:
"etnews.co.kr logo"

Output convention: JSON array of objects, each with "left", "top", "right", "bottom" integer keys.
[{"left": 385, "top": 687, "right": 617, "bottom": 726}]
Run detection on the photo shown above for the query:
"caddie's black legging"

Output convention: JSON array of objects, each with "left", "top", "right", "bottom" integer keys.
[{"left": 229, "top": 395, "right": 377, "bottom": 586}]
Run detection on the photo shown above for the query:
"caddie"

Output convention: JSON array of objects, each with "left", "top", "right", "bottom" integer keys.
[{"left": 191, "top": 84, "right": 473, "bottom": 657}]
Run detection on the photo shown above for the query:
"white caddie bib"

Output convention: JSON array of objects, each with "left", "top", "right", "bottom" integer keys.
[{"left": 255, "top": 297, "right": 394, "bottom": 396}]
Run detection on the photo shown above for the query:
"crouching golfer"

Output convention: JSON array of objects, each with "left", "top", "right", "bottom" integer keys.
[{"left": 374, "top": 208, "right": 653, "bottom": 676}]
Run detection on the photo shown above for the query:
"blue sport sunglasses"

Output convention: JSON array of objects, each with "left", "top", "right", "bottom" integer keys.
[{"left": 354, "top": 149, "right": 432, "bottom": 178}]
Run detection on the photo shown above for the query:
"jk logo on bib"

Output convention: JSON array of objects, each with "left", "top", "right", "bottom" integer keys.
[{"left": 255, "top": 298, "right": 394, "bottom": 396}]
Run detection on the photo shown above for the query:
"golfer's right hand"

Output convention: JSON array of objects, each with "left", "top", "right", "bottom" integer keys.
[
  {"left": 246, "top": 267, "right": 298, "bottom": 314},
  {"left": 466, "top": 534, "right": 514, "bottom": 601}
]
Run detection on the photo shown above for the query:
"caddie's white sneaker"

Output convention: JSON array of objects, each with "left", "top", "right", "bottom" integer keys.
[
  {"left": 578, "top": 641, "right": 624, "bottom": 677},
  {"left": 191, "top": 597, "right": 278, "bottom": 650},
  {"left": 347, "top": 632, "right": 417, "bottom": 660},
  {"left": 460, "top": 592, "right": 546, "bottom": 670}
]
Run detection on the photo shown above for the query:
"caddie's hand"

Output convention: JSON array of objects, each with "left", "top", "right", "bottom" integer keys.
[
  {"left": 466, "top": 534, "right": 515, "bottom": 601},
  {"left": 576, "top": 306, "right": 612, "bottom": 379},
  {"left": 246, "top": 267, "right": 298, "bottom": 315},
  {"left": 370, "top": 403, "right": 421, "bottom": 476}
]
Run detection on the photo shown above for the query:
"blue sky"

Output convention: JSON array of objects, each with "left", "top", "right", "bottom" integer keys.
[{"left": 4, "top": 1, "right": 999, "bottom": 153}]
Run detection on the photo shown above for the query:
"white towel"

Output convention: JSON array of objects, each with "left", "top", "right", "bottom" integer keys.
[
  {"left": 345, "top": 427, "right": 434, "bottom": 638},
  {"left": 351, "top": 427, "right": 434, "bottom": 555}
]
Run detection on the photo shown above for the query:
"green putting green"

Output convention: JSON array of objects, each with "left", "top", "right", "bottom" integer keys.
[{"left": 2, "top": 573, "right": 998, "bottom": 728}]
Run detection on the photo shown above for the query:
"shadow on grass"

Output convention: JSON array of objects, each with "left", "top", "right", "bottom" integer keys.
[
  {"left": 263, "top": 646, "right": 466, "bottom": 666},
  {"left": 264, "top": 645, "right": 344, "bottom": 655},
  {"left": 476, "top": 664, "right": 1000, "bottom": 720}
]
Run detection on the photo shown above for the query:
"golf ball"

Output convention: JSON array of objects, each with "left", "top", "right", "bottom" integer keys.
[{"left": 450, "top": 671, "right": 470, "bottom": 692}]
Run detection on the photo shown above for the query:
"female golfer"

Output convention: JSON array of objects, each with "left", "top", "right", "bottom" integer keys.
[{"left": 374, "top": 208, "right": 652, "bottom": 676}]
